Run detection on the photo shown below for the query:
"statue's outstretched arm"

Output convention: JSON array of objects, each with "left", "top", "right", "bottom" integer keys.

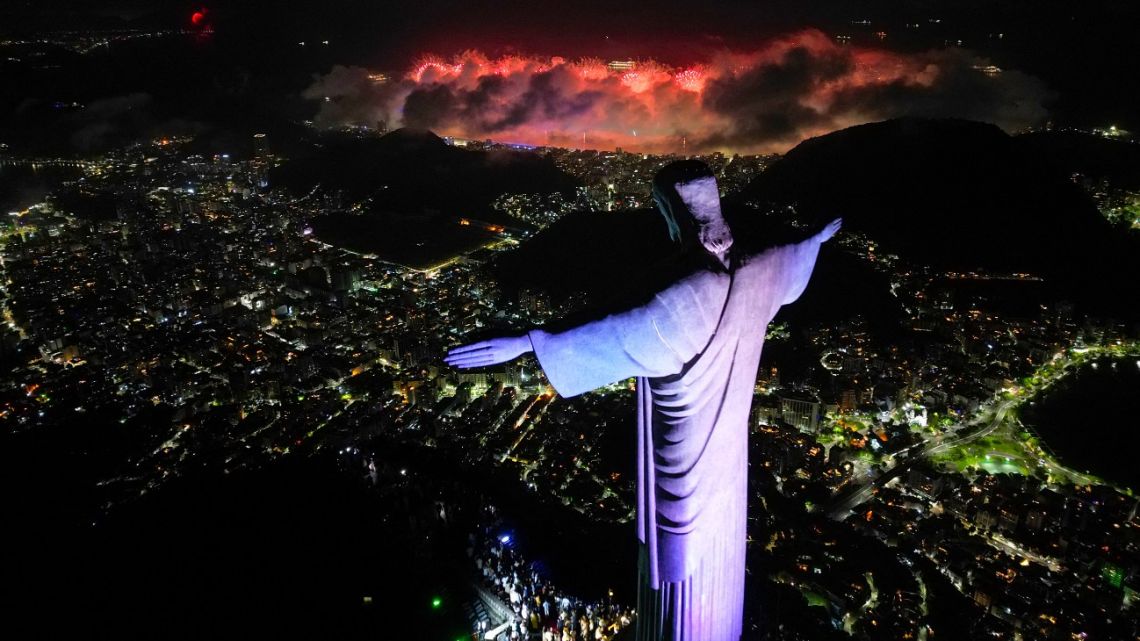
[
  {"left": 445, "top": 335, "right": 533, "bottom": 369},
  {"left": 816, "top": 217, "right": 842, "bottom": 243},
  {"left": 778, "top": 217, "right": 841, "bottom": 305},
  {"left": 446, "top": 269, "right": 729, "bottom": 397}
]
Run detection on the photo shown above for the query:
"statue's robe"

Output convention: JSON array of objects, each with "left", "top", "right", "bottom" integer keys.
[{"left": 528, "top": 238, "right": 822, "bottom": 641}]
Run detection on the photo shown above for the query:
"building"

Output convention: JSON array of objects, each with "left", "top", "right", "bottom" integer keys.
[{"left": 780, "top": 396, "right": 821, "bottom": 432}]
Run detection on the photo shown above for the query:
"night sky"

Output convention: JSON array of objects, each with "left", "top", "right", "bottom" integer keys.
[{"left": 1, "top": 0, "right": 1138, "bottom": 144}]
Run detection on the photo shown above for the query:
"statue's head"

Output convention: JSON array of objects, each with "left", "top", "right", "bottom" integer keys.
[{"left": 652, "top": 160, "right": 733, "bottom": 263}]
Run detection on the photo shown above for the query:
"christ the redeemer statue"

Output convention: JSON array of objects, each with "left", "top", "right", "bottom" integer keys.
[{"left": 447, "top": 160, "right": 840, "bottom": 641}]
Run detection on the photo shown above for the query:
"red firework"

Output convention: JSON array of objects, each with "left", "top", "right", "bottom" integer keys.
[{"left": 674, "top": 67, "right": 707, "bottom": 93}]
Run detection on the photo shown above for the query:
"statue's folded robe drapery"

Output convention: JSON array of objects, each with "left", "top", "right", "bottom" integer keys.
[{"left": 527, "top": 238, "right": 820, "bottom": 641}]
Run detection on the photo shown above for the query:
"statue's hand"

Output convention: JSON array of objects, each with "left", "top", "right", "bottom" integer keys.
[
  {"left": 445, "top": 335, "right": 533, "bottom": 369},
  {"left": 815, "top": 217, "right": 842, "bottom": 243}
]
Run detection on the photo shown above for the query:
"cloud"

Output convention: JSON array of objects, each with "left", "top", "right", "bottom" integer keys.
[
  {"left": 70, "top": 93, "right": 153, "bottom": 150},
  {"left": 45, "top": 93, "right": 207, "bottom": 152},
  {"left": 304, "top": 30, "right": 1053, "bottom": 153}
]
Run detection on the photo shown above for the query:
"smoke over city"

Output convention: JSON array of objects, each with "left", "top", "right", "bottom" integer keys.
[{"left": 303, "top": 30, "right": 1052, "bottom": 153}]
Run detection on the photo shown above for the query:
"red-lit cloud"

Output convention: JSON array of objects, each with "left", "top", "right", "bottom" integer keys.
[{"left": 304, "top": 30, "right": 1051, "bottom": 154}]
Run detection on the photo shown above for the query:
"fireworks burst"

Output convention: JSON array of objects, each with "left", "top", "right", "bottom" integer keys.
[
  {"left": 309, "top": 30, "right": 1049, "bottom": 154},
  {"left": 674, "top": 67, "right": 707, "bottom": 93}
]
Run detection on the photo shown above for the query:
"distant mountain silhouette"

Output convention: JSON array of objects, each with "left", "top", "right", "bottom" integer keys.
[
  {"left": 272, "top": 128, "right": 579, "bottom": 218},
  {"left": 1015, "top": 129, "right": 1140, "bottom": 190},
  {"left": 373, "top": 127, "right": 451, "bottom": 153},
  {"left": 734, "top": 118, "right": 1138, "bottom": 317}
]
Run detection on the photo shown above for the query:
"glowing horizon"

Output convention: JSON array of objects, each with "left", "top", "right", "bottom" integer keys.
[{"left": 305, "top": 30, "right": 1050, "bottom": 154}]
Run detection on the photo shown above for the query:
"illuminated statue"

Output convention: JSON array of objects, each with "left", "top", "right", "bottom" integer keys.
[{"left": 447, "top": 161, "right": 840, "bottom": 641}]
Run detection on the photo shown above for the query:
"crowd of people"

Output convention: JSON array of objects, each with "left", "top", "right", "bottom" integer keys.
[{"left": 467, "top": 509, "right": 635, "bottom": 641}]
